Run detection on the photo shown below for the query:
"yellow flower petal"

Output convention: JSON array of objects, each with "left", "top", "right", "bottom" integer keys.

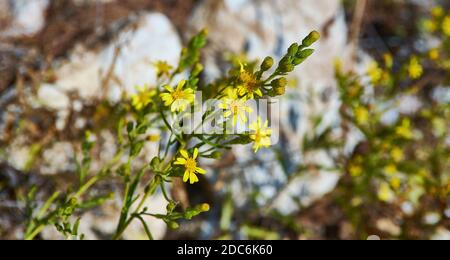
[
  {"left": 196, "top": 167, "right": 206, "bottom": 174},
  {"left": 183, "top": 171, "right": 190, "bottom": 183},
  {"left": 193, "top": 148, "right": 199, "bottom": 159},
  {"left": 164, "top": 85, "right": 174, "bottom": 93},
  {"left": 189, "top": 172, "right": 199, "bottom": 184},
  {"left": 177, "top": 80, "right": 187, "bottom": 90},
  {"left": 180, "top": 150, "right": 189, "bottom": 159},
  {"left": 255, "top": 89, "right": 263, "bottom": 97},
  {"left": 174, "top": 158, "right": 187, "bottom": 165}
]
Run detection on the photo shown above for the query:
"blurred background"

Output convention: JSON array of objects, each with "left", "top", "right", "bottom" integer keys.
[{"left": 0, "top": 0, "right": 449, "bottom": 240}]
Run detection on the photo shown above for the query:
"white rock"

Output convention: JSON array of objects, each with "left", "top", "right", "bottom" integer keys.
[
  {"left": 41, "top": 142, "right": 75, "bottom": 175},
  {"left": 424, "top": 212, "right": 442, "bottom": 225},
  {"left": 376, "top": 218, "right": 401, "bottom": 236},
  {"left": 397, "top": 95, "right": 422, "bottom": 115},
  {"left": 54, "top": 13, "right": 182, "bottom": 102},
  {"left": 0, "top": 0, "right": 49, "bottom": 38},
  {"left": 37, "top": 84, "right": 70, "bottom": 110},
  {"left": 7, "top": 139, "right": 30, "bottom": 171},
  {"left": 431, "top": 227, "right": 450, "bottom": 240}
]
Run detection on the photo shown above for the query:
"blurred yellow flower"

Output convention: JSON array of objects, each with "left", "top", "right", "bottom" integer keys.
[
  {"left": 445, "top": 181, "right": 450, "bottom": 195},
  {"left": 131, "top": 86, "right": 156, "bottom": 110},
  {"left": 249, "top": 117, "right": 272, "bottom": 152},
  {"left": 354, "top": 106, "right": 369, "bottom": 125},
  {"left": 432, "top": 118, "right": 446, "bottom": 137},
  {"left": 367, "top": 61, "right": 383, "bottom": 84},
  {"left": 423, "top": 19, "right": 437, "bottom": 32},
  {"left": 174, "top": 148, "right": 206, "bottom": 184},
  {"left": 384, "top": 164, "right": 398, "bottom": 176},
  {"left": 154, "top": 60, "right": 173, "bottom": 78},
  {"left": 408, "top": 57, "right": 423, "bottom": 79},
  {"left": 428, "top": 48, "right": 440, "bottom": 61},
  {"left": 237, "top": 63, "right": 263, "bottom": 99},
  {"left": 147, "top": 134, "right": 160, "bottom": 142},
  {"left": 160, "top": 80, "right": 195, "bottom": 112},
  {"left": 431, "top": 6, "right": 444, "bottom": 18},
  {"left": 349, "top": 164, "right": 363, "bottom": 177},
  {"left": 383, "top": 54, "right": 393, "bottom": 69},
  {"left": 378, "top": 182, "right": 395, "bottom": 202},
  {"left": 396, "top": 119, "right": 414, "bottom": 139},
  {"left": 443, "top": 16, "right": 450, "bottom": 36},
  {"left": 390, "top": 177, "right": 401, "bottom": 191},
  {"left": 199, "top": 203, "right": 210, "bottom": 212},
  {"left": 390, "top": 147, "right": 404, "bottom": 162},
  {"left": 219, "top": 88, "right": 252, "bottom": 126}
]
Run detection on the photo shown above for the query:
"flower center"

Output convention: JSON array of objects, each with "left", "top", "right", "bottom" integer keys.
[
  {"left": 240, "top": 71, "right": 258, "bottom": 92},
  {"left": 254, "top": 131, "right": 262, "bottom": 142},
  {"left": 172, "top": 90, "right": 185, "bottom": 100},
  {"left": 185, "top": 158, "right": 197, "bottom": 172},
  {"left": 139, "top": 93, "right": 149, "bottom": 103}
]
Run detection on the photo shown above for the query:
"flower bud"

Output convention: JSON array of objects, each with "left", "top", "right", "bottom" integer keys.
[
  {"left": 210, "top": 151, "right": 222, "bottom": 159},
  {"left": 296, "top": 49, "right": 315, "bottom": 59},
  {"left": 261, "top": 56, "right": 274, "bottom": 71},
  {"left": 200, "top": 28, "right": 209, "bottom": 37},
  {"left": 150, "top": 156, "right": 161, "bottom": 170},
  {"left": 302, "top": 31, "right": 321, "bottom": 47},
  {"left": 167, "top": 221, "right": 180, "bottom": 229},
  {"left": 192, "top": 63, "right": 204, "bottom": 77},
  {"left": 199, "top": 203, "right": 210, "bottom": 212},
  {"left": 292, "top": 57, "right": 303, "bottom": 66},
  {"left": 271, "top": 77, "right": 287, "bottom": 88},
  {"left": 288, "top": 43, "right": 299, "bottom": 56},
  {"left": 69, "top": 197, "right": 78, "bottom": 206},
  {"left": 274, "top": 85, "right": 286, "bottom": 96},
  {"left": 280, "top": 63, "right": 294, "bottom": 73},
  {"left": 166, "top": 200, "right": 176, "bottom": 213},
  {"left": 271, "top": 77, "right": 287, "bottom": 96}
]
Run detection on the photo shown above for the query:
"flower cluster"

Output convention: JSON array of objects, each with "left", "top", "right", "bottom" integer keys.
[
  {"left": 327, "top": 8, "right": 449, "bottom": 237},
  {"left": 21, "top": 29, "right": 319, "bottom": 240}
]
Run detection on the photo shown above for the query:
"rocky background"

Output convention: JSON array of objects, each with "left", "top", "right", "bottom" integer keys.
[{"left": 0, "top": 0, "right": 449, "bottom": 240}]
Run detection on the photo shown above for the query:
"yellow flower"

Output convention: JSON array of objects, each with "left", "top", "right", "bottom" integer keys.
[
  {"left": 423, "top": 19, "right": 437, "bottom": 32},
  {"left": 219, "top": 88, "right": 252, "bottom": 126},
  {"left": 154, "top": 60, "right": 173, "bottom": 78},
  {"left": 390, "top": 147, "right": 404, "bottom": 162},
  {"left": 349, "top": 164, "right": 362, "bottom": 177},
  {"left": 378, "top": 182, "right": 395, "bottom": 202},
  {"left": 147, "top": 134, "right": 160, "bottom": 142},
  {"left": 396, "top": 118, "right": 413, "bottom": 139},
  {"left": 354, "top": 106, "right": 369, "bottom": 125},
  {"left": 384, "top": 164, "right": 398, "bottom": 176},
  {"left": 390, "top": 176, "right": 401, "bottom": 191},
  {"left": 408, "top": 57, "right": 423, "bottom": 79},
  {"left": 237, "top": 63, "right": 263, "bottom": 99},
  {"left": 383, "top": 53, "right": 393, "bottom": 69},
  {"left": 431, "top": 6, "right": 444, "bottom": 18},
  {"left": 445, "top": 180, "right": 450, "bottom": 195},
  {"left": 199, "top": 203, "right": 210, "bottom": 212},
  {"left": 249, "top": 117, "right": 272, "bottom": 152},
  {"left": 131, "top": 86, "right": 156, "bottom": 110},
  {"left": 442, "top": 16, "right": 450, "bottom": 36},
  {"left": 428, "top": 48, "right": 440, "bottom": 61},
  {"left": 174, "top": 148, "right": 206, "bottom": 184},
  {"left": 432, "top": 117, "right": 446, "bottom": 137},
  {"left": 367, "top": 61, "right": 383, "bottom": 84},
  {"left": 160, "top": 80, "right": 195, "bottom": 112}
]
